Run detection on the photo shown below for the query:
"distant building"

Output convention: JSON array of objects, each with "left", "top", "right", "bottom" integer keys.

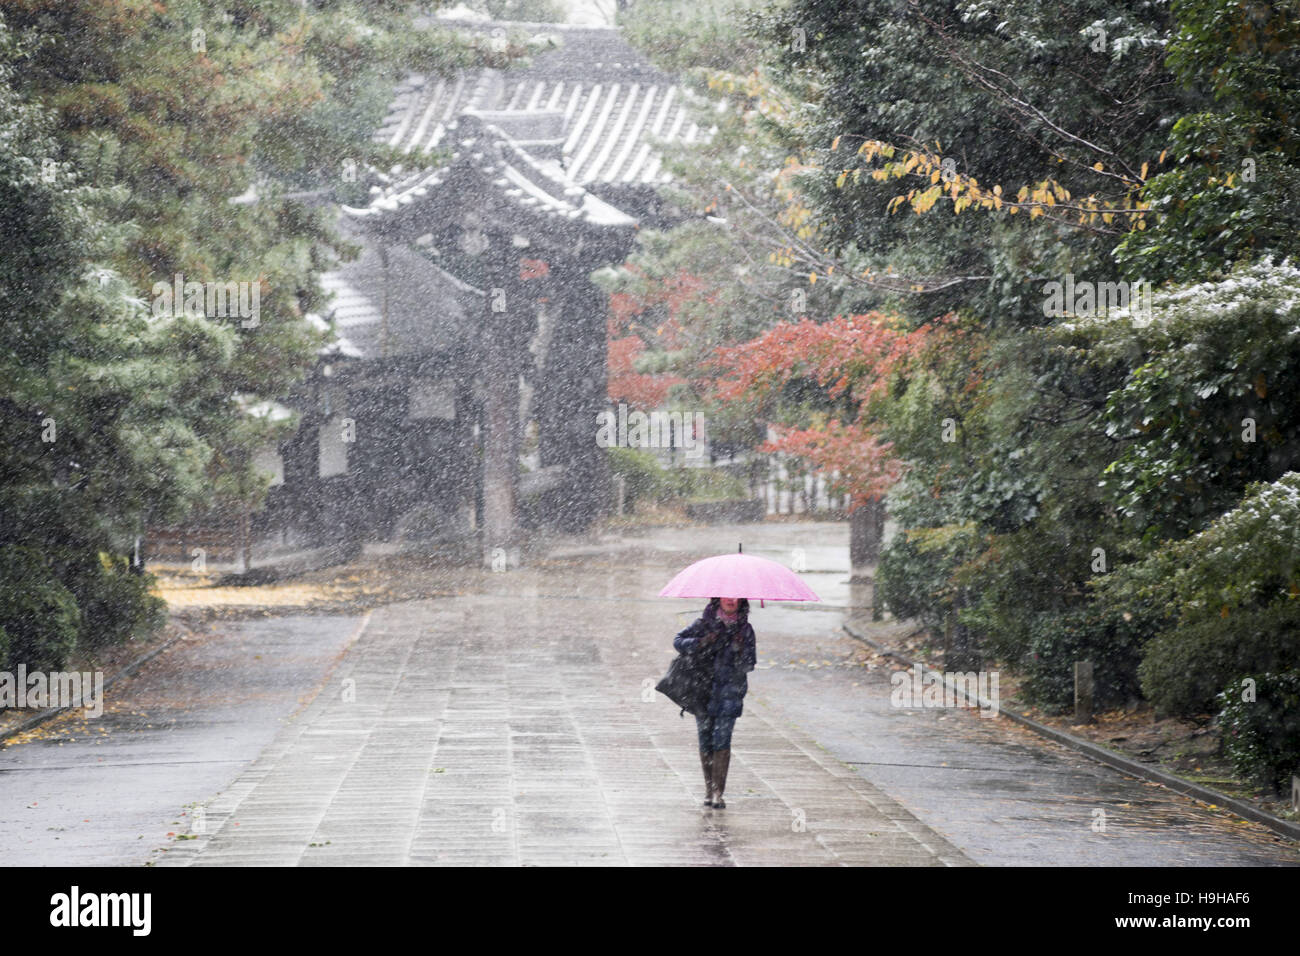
[{"left": 154, "top": 19, "right": 712, "bottom": 573}]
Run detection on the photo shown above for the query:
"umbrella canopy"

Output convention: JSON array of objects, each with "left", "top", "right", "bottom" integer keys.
[{"left": 659, "top": 552, "right": 821, "bottom": 602}]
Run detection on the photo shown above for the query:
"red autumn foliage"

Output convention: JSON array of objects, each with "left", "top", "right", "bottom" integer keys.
[
  {"left": 607, "top": 322, "right": 686, "bottom": 409},
  {"left": 711, "top": 312, "right": 930, "bottom": 406},
  {"left": 764, "top": 419, "right": 903, "bottom": 503},
  {"left": 605, "top": 268, "right": 708, "bottom": 410},
  {"left": 709, "top": 312, "right": 943, "bottom": 509}
]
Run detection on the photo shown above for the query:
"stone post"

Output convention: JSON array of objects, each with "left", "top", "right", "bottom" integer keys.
[{"left": 1074, "top": 660, "right": 1095, "bottom": 724}]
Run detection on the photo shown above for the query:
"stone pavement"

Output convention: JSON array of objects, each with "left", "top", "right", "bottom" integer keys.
[
  {"left": 155, "top": 590, "right": 970, "bottom": 866},
  {"left": 0, "top": 614, "right": 366, "bottom": 866},
  {"left": 138, "top": 520, "right": 1297, "bottom": 867}
]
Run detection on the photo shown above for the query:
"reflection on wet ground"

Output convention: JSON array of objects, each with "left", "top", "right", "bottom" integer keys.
[{"left": 2, "top": 521, "right": 1295, "bottom": 865}]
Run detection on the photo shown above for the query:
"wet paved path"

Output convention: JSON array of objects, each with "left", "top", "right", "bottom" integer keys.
[
  {"left": 3, "top": 521, "right": 1296, "bottom": 865},
  {"left": 154, "top": 592, "right": 968, "bottom": 866},
  {"left": 0, "top": 615, "right": 365, "bottom": 866}
]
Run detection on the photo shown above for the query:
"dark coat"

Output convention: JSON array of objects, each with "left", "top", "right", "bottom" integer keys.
[{"left": 672, "top": 603, "right": 757, "bottom": 718}]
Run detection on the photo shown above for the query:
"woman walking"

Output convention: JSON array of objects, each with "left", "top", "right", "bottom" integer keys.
[{"left": 673, "top": 596, "right": 757, "bottom": 809}]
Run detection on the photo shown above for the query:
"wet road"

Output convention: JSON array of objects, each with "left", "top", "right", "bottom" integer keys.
[
  {"left": 1, "top": 521, "right": 1295, "bottom": 865},
  {"left": 0, "top": 615, "right": 366, "bottom": 866}
]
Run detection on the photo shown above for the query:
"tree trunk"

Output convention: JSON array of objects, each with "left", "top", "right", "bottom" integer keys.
[{"left": 238, "top": 507, "right": 251, "bottom": 575}]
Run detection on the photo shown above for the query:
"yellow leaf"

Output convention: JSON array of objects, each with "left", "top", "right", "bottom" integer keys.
[
  {"left": 831, "top": 135, "right": 841, "bottom": 151},
  {"left": 1093, "top": 162, "right": 1104, "bottom": 172},
  {"left": 1140, "top": 162, "right": 1149, "bottom": 180},
  {"left": 809, "top": 272, "right": 817, "bottom": 284},
  {"left": 1159, "top": 149, "right": 1168, "bottom": 164},
  {"left": 836, "top": 170, "right": 848, "bottom": 188},
  {"left": 993, "top": 184, "right": 1002, "bottom": 197}
]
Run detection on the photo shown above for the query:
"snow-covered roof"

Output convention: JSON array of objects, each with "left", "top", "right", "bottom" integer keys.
[
  {"left": 310, "top": 218, "right": 479, "bottom": 361},
  {"left": 374, "top": 21, "right": 712, "bottom": 186},
  {"left": 344, "top": 112, "right": 636, "bottom": 234}
]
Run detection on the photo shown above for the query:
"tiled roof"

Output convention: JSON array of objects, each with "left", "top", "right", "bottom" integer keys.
[
  {"left": 372, "top": 21, "right": 712, "bottom": 185},
  {"left": 343, "top": 113, "right": 637, "bottom": 233},
  {"left": 309, "top": 219, "right": 478, "bottom": 361},
  {"left": 378, "top": 75, "right": 707, "bottom": 185}
]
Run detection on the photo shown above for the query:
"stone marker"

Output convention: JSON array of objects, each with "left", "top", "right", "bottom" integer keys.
[{"left": 1074, "top": 660, "right": 1095, "bottom": 725}]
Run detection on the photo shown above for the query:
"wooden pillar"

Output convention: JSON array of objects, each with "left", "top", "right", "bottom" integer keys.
[
  {"left": 480, "top": 241, "right": 522, "bottom": 568},
  {"left": 538, "top": 275, "right": 609, "bottom": 531}
]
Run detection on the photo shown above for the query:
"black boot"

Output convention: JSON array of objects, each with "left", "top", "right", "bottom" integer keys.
[
  {"left": 710, "top": 748, "right": 730, "bottom": 808},
  {"left": 699, "top": 750, "right": 715, "bottom": 806}
]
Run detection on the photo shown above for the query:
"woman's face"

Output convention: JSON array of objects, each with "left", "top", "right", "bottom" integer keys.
[{"left": 720, "top": 597, "right": 739, "bottom": 613}]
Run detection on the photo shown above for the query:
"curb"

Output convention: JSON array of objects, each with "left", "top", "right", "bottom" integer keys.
[
  {"left": 0, "top": 626, "right": 192, "bottom": 745},
  {"left": 841, "top": 621, "right": 1300, "bottom": 844}
]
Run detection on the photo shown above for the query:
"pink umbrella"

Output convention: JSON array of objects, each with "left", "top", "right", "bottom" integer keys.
[{"left": 659, "top": 545, "right": 821, "bottom": 605}]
